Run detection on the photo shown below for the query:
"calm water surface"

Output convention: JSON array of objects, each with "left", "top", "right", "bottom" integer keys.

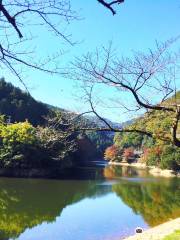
[{"left": 0, "top": 162, "right": 180, "bottom": 240}]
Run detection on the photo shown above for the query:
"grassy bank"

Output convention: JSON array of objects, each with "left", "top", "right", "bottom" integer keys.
[
  {"left": 124, "top": 218, "right": 180, "bottom": 240},
  {"left": 163, "top": 230, "right": 180, "bottom": 240}
]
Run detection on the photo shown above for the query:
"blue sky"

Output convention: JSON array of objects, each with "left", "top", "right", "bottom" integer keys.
[{"left": 2, "top": 0, "right": 180, "bottom": 122}]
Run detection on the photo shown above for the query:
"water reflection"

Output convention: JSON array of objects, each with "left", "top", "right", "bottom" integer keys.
[
  {"left": 104, "top": 165, "right": 180, "bottom": 226},
  {"left": 0, "top": 178, "right": 110, "bottom": 240},
  {"left": 103, "top": 165, "right": 149, "bottom": 179},
  {"left": 112, "top": 178, "right": 180, "bottom": 226},
  {"left": 0, "top": 165, "right": 179, "bottom": 240}
]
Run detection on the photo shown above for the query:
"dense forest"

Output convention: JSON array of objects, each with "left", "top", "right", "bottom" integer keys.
[
  {"left": 104, "top": 93, "right": 180, "bottom": 171},
  {"left": 0, "top": 79, "right": 113, "bottom": 176}
]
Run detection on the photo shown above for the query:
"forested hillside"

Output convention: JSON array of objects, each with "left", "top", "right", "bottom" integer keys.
[
  {"left": 0, "top": 78, "right": 49, "bottom": 125},
  {"left": 104, "top": 93, "right": 180, "bottom": 171},
  {"left": 0, "top": 79, "right": 114, "bottom": 175}
]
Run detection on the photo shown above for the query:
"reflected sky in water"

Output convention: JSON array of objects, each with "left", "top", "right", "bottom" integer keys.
[{"left": 16, "top": 193, "right": 148, "bottom": 240}]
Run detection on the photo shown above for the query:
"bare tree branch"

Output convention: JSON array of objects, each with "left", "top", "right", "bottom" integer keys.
[
  {"left": 0, "top": 1, "right": 78, "bottom": 87},
  {"left": 72, "top": 39, "right": 180, "bottom": 147},
  {"left": 0, "top": 1, "right": 124, "bottom": 87},
  {"left": 97, "top": 0, "right": 124, "bottom": 15}
]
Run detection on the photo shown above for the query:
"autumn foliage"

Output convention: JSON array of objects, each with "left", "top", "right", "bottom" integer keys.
[
  {"left": 154, "top": 146, "right": 163, "bottom": 157},
  {"left": 104, "top": 145, "right": 118, "bottom": 161},
  {"left": 123, "top": 147, "right": 134, "bottom": 160},
  {"left": 141, "top": 147, "right": 151, "bottom": 163}
]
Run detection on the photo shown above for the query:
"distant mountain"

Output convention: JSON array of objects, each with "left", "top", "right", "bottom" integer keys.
[
  {"left": 85, "top": 115, "right": 133, "bottom": 130},
  {"left": 0, "top": 78, "right": 132, "bottom": 130},
  {"left": 121, "top": 119, "right": 134, "bottom": 128}
]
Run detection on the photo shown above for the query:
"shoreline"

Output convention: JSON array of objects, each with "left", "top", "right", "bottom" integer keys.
[
  {"left": 123, "top": 217, "right": 180, "bottom": 240},
  {"left": 109, "top": 162, "right": 180, "bottom": 178}
]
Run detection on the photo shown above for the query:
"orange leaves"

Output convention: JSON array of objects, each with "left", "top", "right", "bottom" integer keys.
[
  {"left": 104, "top": 145, "right": 118, "bottom": 161},
  {"left": 123, "top": 147, "right": 134, "bottom": 159},
  {"left": 154, "top": 146, "right": 163, "bottom": 156}
]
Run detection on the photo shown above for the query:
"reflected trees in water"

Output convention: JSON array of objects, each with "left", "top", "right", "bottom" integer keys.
[
  {"left": 113, "top": 179, "right": 180, "bottom": 226},
  {"left": 0, "top": 166, "right": 179, "bottom": 239},
  {"left": 0, "top": 178, "right": 108, "bottom": 240}
]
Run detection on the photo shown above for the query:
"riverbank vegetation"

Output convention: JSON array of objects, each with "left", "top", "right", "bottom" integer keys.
[
  {"left": 0, "top": 79, "right": 113, "bottom": 175},
  {"left": 1, "top": 78, "right": 180, "bottom": 173},
  {"left": 0, "top": 114, "right": 77, "bottom": 171},
  {"left": 163, "top": 230, "right": 180, "bottom": 240}
]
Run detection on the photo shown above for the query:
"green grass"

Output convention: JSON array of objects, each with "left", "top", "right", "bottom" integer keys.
[{"left": 163, "top": 230, "right": 180, "bottom": 240}]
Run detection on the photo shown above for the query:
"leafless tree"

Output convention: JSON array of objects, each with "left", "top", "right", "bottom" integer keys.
[
  {"left": 72, "top": 39, "right": 180, "bottom": 147},
  {"left": 37, "top": 111, "right": 78, "bottom": 160}
]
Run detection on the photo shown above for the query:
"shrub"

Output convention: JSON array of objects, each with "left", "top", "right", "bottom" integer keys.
[
  {"left": 0, "top": 121, "right": 41, "bottom": 168},
  {"left": 123, "top": 147, "right": 134, "bottom": 160},
  {"left": 160, "top": 145, "right": 180, "bottom": 170},
  {"left": 145, "top": 145, "right": 180, "bottom": 170},
  {"left": 104, "top": 145, "right": 118, "bottom": 161},
  {"left": 0, "top": 121, "right": 37, "bottom": 145},
  {"left": 0, "top": 118, "right": 77, "bottom": 169}
]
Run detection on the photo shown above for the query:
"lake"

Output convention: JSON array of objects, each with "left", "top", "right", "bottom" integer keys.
[{"left": 0, "top": 162, "right": 180, "bottom": 240}]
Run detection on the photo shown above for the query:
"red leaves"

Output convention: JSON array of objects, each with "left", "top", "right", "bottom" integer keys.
[
  {"left": 104, "top": 145, "right": 118, "bottom": 161},
  {"left": 123, "top": 147, "right": 134, "bottom": 159}
]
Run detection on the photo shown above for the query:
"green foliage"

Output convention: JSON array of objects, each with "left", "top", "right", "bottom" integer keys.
[
  {"left": 0, "top": 121, "right": 37, "bottom": 145},
  {"left": 114, "top": 132, "right": 143, "bottom": 149},
  {"left": 142, "top": 135, "right": 155, "bottom": 147},
  {"left": 0, "top": 78, "right": 49, "bottom": 125},
  {"left": 86, "top": 131, "right": 113, "bottom": 156},
  {"left": 145, "top": 151, "right": 158, "bottom": 166},
  {"left": 0, "top": 114, "right": 77, "bottom": 169},
  {"left": 163, "top": 230, "right": 180, "bottom": 240},
  {"left": 109, "top": 93, "right": 180, "bottom": 169},
  {"left": 145, "top": 111, "right": 173, "bottom": 145},
  {"left": 130, "top": 103, "right": 179, "bottom": 146},
  {"left": 160, "top": 145, "right": 180, "bottom": 170},
  {"left": 0, "top": 115, "right": 6, "bottom": 125},
  {"left": 140, "top": 109, "right": 180, "bottom": 169},
  {"left": 145, "top": 145, "right": 180, "bottom": 170},
  {"left": 0, "top": 120, "right": 44, "bottom": 168}
]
